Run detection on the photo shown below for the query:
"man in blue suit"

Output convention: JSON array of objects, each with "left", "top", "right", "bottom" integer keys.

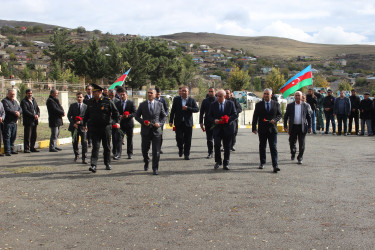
[{"left": 207, "top": 89, "right": 237, "bottom": 170}]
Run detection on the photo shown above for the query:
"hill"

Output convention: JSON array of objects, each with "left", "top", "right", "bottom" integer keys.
[
  {"left": 0, "top": 19, "right": 61, "bottom": 30},
  {"left": 159, "top": 32, "right": 375, "bottom": 59}
]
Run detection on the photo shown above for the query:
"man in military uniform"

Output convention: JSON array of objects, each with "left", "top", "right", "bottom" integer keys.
[
  {"left": 315, "top": 88, "right": 325, "bottom": 133},
  {"left": 83, "top": 84, "right": 120, "bottom": 173},
  {"left": 225, "top": 89, "right": 241, "bottom": 151}
]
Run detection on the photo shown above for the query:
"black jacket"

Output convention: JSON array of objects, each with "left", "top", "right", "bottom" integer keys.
[
  {"left": 349, "top": 95, "right": 361, "bottom": 112},
  {"left": 252, "top": 100, "right": 282, "bottom": 134},
  {"left": 20, "top": 97, "right": 40, "bottom": 126},
  {"left": 46, "top": 95, "right": 65, "bottom": 127},
  {"left": 115, "top": 99, "right": 137, "bottom": 129},
  {"left": 1, "top": 97, "right": 22, "bottom": 124},
  {"left": 67, "top": 102, "right": 87, "bottom": 132},
  {"left": 284, "top": 102, "right": 312, "bottom": 134},
  {"left": 169, "top": 96, "right": 199, "bottom": 127},
  {"left": 199, "top": 96, "right": 216, "bottom": 125},
  {"left": 207, "top": 100, "right": 237, "bottom": 136},
  {"left": 360, "top": 99, "right": 373, "bottom": 120},
  {"left": 83, "top": 96, "right": 120, "bottom": 129},
  {"left": 306, "top": 94, "right": 318, "bottom": 110},
  {"left": 323, "top": 95, "right": 335, "bottom": 111}
]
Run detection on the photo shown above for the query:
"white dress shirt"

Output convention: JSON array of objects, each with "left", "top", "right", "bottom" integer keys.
[{"left": 294, "top": 103, "right": 302, "bottom": 124}]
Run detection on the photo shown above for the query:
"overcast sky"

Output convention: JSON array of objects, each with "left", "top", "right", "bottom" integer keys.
[{"left": 2, "top": 0, "right": 375, "bottom": 45}]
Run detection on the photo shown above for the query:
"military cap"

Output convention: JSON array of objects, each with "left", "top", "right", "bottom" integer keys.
[{"left": 91, "top": 83, "right": 103, "bottom": 92}]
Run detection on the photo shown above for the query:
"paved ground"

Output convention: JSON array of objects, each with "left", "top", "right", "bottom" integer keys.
[{"left": 1, "top": 129, "right": 375, "bottom": 249}]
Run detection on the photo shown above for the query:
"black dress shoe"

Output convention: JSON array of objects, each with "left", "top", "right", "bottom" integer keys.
[
  {"left": 24, "top": 150, "right": 30, "bottom": 153},
  {"left": 206, "top": 153, "right": 213, "bottom": 159},
  {"left": 113, "top": 156, "right": 120, "bottom": 160},
  {"left": 258, "top": 164, "right": 264, "bottom": 169},
  {"left": 128, "top": 154, "right": 133, "bottom": 159},
  {"left": 5, "top": 153, "right": 11, "bottom": 156},
  {"left": 82, "top": 160, "right": 88, "bottom": 164},
  {"left": 291, "top": 155, "right": 295, "bottom": 161},
  {"left": 55, "top": 147, "right": 62, "bottom": 151},
  {"left": 49, "top": 149, "right": 58, "bottom": 152},
  {"left": 30, "top": 149, "right": 40, "bottom": 152},
  {"left": 274, "top": 166, "right": 281, "bottom": 172},
  {"left": 74, "top": 155, "right": 79, "bottom": 162},
  {"left": 184, "top": 155, "right": 190, "bottom": 160},
  {"left": 297, "top": 159, "right": 303, "bottom": 164},
  {"left": 89, "top": 165, "right": 97, "bottom": 173},
  {"left": 11, "top": 151, "right": 18, "bottom": 154},
  {"left": 105, "top": 165, "right": 112, "bottom": 170},
  {"left": 144, "top": 162, "right": 149, "bottom": 171},
  {"left": 153, "top": 169, "right": 159, "bottom": 175},
  {"left": 214, "top": 163, "right": 221, "bottom": 169},
  {"left": 273, "top": 168, "right": 278, "bottom": 173},
  {"left": 230, "top": 147, "right": 236, "bottom": 151},
  {"left": 223, "top": 164, "right": 230, "bottom": 170},
  {"left": 178, "top": 152, "right": 183, "bottom": 157}
]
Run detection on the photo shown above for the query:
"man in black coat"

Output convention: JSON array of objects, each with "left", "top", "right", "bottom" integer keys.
[
  {"left": 113, "top": 87, "right": 136, "bottom": 160},
  {"left": 83, "top": 84, "right": 120, "bottom": 173},
  {"left": 169, "top": 86, "right": 199, "bottom": 160},
  {"left": 155, "top": 87, "right": 169, "bottom": 154},
  {"left": 199, "top": 87, "right": 216, "bottom": 158},
  {"left": 83, "top": 85, "right": 93, "bottom": 147},
  {"left": 20, "top": 89, "right": 40, "bottom": 153},
  {"left": 208, "top": 89, "right": 237, "bottom": 170},
  {"left": 306, "top": 88, "right": 318, "bottom": 134},
  {"left": 135, "top": 88, "right": 167, "bottom": 175},
  {"left": 225, "top": 89, "right": 242, "bottom": 151},
  {"left": 348, "top": 89, "right": 361, "bottom": 135},
  {"left": 67, "top": 92, "right": 88, "bottom": 164},
  {"left": 2, "top": 89, "right": 22, "bottom": 156},
  {"left": 0, "top": 101, "right": 5, "bottom": 157},
  {"left": 284, "top": 91, "right": 312, "bottom": 164},
  {"left": 323, "top": 89, "right": 336, "bottom": 135},
  {"left": 359, "top": 93, "right": 373, "bottom": 136},
  {"left": 46, "top": 89, "right": 65, "bottom": 152},
  {"left": 252, "top": 88, "right": 282, "bottom": 173}
]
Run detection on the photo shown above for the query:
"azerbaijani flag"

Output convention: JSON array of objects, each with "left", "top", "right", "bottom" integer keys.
[
  {"left": 108, "top": 69, "right": 131, "bottom": 90},
  {"left": 279, "top": 65, "right": 312, "bottom": 98}
]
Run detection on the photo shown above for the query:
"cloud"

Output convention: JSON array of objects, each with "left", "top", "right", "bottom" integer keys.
[{"left": 311, "top": 26, "right": 368, "bottom": 44}]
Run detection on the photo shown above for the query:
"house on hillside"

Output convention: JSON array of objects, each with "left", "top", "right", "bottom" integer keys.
[
  {"left": 261, "top": 67, "right": 273, "bottom": 74},
  {"left": 337, "top": 59, "right": 347, "bottom": 66},
  {"left": 199, "top": 45, "right": 210, "bottom": 49}
]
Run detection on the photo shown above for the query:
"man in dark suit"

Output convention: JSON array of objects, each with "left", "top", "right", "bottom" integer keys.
[
  {"left": 348, "top": 89, "right": 361, "bottom": 135},
  {"left": 46, "top": 89, "right": 65, "bottom": 152},
  {"left": 252, "top": 88, "right": 282, "bottom": 173},
  {"left": 83, "top": 85, "right": 93, "bottom": 147},
  {"left": 67, "top": 92, "right": 88, "bottom": 164},
  {"left": 284, "top": 91, "right": 312, "bottom": 164},
  {"left": 113, "top": 87, "right": 136, "bottom": 160},
  {"left": 135, "top": 88, "right": 167, "bottom": 175},
  {"left": 20, "top": 89, "right": 40, "bottom": 153},
  {"left": 169, "top": 86, "right": 199, "bottom": 160},
  {"left": 323, "top": 89, "right": 336, "bottom": 135},
  {"left": 207, "top": 89, "right": 237, "bottom": 170},
  {"left": 155, "top": 87, "right": 169, "bottom": 154},
  {"left": 225, "top": 89, "right": 242, "bottom": 151},
  {"left": 200, "top": 87, "right": 216, "bottom": 158},
  {"left": 0, "top": 101, "right": 5, "bottom": 157}
]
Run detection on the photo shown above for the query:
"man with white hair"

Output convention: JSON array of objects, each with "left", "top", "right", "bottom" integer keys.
[
  {"left": 252, "top": 88, "right": 282, "bottom": 173},
  {"left": 284, "top": 91, "right": 312, "bottom": 164}
]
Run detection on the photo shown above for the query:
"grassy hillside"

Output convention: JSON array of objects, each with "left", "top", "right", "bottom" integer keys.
[
  {"left": 159, "top": 32, "right": 375, "bottom": 59},
  {"left": 0, "top": 19, "right": 60, "bottom": 30}
]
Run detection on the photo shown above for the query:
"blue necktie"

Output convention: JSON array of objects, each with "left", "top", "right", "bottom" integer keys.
[
  {"left": 266, "top": 102, "right": 270, "bottom": 112},
  {"left": 220, "top": 103, "right": 224, "bottom": 113}
]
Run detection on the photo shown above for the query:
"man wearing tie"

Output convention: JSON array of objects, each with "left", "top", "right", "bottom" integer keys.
[
  {"left": 207, "top": 89, "right": 237, "bottom": 170},
  {"left": 169, "top": 86, "right": 199, "bottom": 160},
  {"left": 135, "top": 88, "right": 167, "bottom": 175},
  {"left": 155, "top": 87, "right": 169, "bottom": 154},
  {"left": 284, "top": 91, "right": 312, "bottom": 164},
  {"left": 67, "top": 92, "right": 88, "bottom": 164},
  {"left": 252, "top": 88, "right": 282, "bottom": 173},
  {"left": 113, "top": 87, "right": 136, "bottom": 160},
  {"left": 20, "top": 89, "right": 40, "bottom": 153}
]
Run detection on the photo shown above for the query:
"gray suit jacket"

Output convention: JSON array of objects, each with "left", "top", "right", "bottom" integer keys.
[
  {"left": 135, "top": 100, "right": 167, "bottom": 137},
  {"left": 284, "top": 102, "right": 312, "bottom": 134}
]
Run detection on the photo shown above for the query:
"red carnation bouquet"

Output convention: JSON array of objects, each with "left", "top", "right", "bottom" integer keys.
[
  {"left": 211, "top": 115, "right": 229, "bottom": 130},
  {"left": 72, "top": 116, "right": 83, "bottom": 142},
  {"left": 124, "top": 111, "right": 130, "bottom": 116},
  {"left": 75, "top": 116, "right": 83, "bottom": 122}
]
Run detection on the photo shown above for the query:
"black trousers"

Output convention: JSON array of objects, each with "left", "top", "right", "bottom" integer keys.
[
  {"left": 258, "top": 131, "right": 278, "bottom": 167},
  {"left": 324, "top": 111, "right": 336, "bottom": 133},
  {"left": 90, "top": 125, "right": 111, "bottom": 166},
  {"left": 336, "top": 114, "right": 348, "bottom": 134},
  {"left": 176, "top": 123, "right": 193, "bottom": 156},
  {"left": 232, "top": 120, "right": 238, "bottom": 147},
  {"left": 71, "top": 129, "right": 87, "bottom": 159},
  {"left": 205, "top": 123, "right": 214, "bottom": 154},
  {"left": 289, "top": 124, "right": 306, "bottom": 160},
  {"left": 24, "top": 124, "right": 37, "bottom": 151},
  {"left": 214, "top": 130, "right": 232, "bottom": 165},
  {"left": 348, "top": 111, "right": 359, "bottom": 134},
  {"left": 141, "top": 133, "right": 161, "bottom": 170},
  {"left": 112, "top": 127, "right": 133, "bottom": 158}
]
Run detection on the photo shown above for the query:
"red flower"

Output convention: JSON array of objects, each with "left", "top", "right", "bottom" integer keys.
[
  {"left": 202, "top": 127, "right": 206, "bottom": 132},
  {"left": 124, "top": 111, "right": 130, "bottom": 116},
  {"left": 218, "top": 120, "right": 224, "bottom": 125},
  {"left": 144, "top": 120, "right": 150, "bottom": 125},
  {"left": 75, "top": 116, "right": 83, "bottom": 121},
  {"left": 172, "top": 126, "right": 176, "bottom": 131},
  {"left": 112, "top": 124, "right": 118, "bottom": 129}
]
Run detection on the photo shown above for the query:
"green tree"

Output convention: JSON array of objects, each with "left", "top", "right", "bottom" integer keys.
[
  {"left": 70, "top": 46, "right": 88, "bottom": 78},
  {"left": 338, "top": 79, "right": 352, "bottom": 91},
  {"left": 355, "top": 77, "right": 369, "bottom": 87},
  {"left": 44, "top": 29, "right": 75, "bottom": 70},
  {"left": 253, "top": 77, "right": 262, "bottom": 91},
  {"left": 313, "top": 74, "right": 329, "bottom": 88},
  {"left": 227, "top": 66, "right": 251, "bottom": 91},
  {"left": 0, "top": 62, "right": 11, "bottom": 77},
  {"left": 49, "top": 61, "right": 62, "bottom": 81},
  {"left": 76, "top": 26, "right": 86, "bottom": 34},
  {"left": 265, "top": 67, "right": 285, "bottom": 94},
  {"left": 62, "top": 68, "right": 80, "bottom": 83},
  {"left": 20, "top": 67, "right": 31, "bottom": 81},
  {"left": 84, "top": 37, "right": 107, "bottom": 82},
  {"left": 105, "top": 39, "right": 124, "bottom": 81}
]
